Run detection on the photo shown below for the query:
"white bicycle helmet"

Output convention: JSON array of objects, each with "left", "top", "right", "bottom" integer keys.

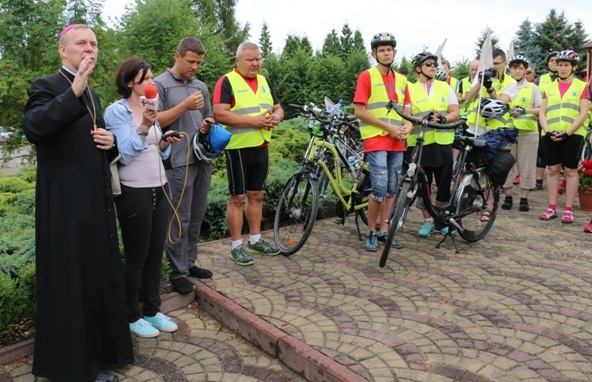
[
  {"left": 435, "top": 69, "right": 449, "bottom": 81},
  {"left": 508, "top": 54, "right": 528, "bottom": 68},
  {"left": 479, "top": 98, "right": 509, "bottom": 119}
]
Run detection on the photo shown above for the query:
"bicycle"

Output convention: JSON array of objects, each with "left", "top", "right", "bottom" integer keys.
[
  {"left": 273, "top": 103, "right": 370, "bottom": 256},
  {"left": 379, "top": 101, "right": 500, "bottom": 268},
  {"left": 580, "top": 124, "right": 592, "bottom": 162}
]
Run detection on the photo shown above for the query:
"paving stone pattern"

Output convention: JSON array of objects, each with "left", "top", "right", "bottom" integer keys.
[
  {"left": 196, "top": 191, "right": 592, "bottom": 381},
  {"left": 2, "top": 189, "right": 592, "bottom": 381}
]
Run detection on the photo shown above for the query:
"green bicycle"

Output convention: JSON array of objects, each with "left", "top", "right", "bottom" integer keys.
[{"left": 273, "top": 103, "right": 370, "bottom": 255}]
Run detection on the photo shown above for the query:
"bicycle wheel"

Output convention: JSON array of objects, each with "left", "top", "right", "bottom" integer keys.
[
  {"left": 273, "top": 173, "right": 320, "bottom": 256},
  {"left": 454, "top": 167, "right": 499, "bottom": 242},
  {"left": 581, "top": 137, "right": 592, "bottom": 161},
  {"left": 379, "top": 180, "right": 412, "bottom": 268}
]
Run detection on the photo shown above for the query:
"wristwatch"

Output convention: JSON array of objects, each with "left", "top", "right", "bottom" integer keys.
[{"left": 136, "top": 127, "right": 149, "bottom": 136}]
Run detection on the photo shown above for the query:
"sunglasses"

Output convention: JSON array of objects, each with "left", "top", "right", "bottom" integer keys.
[
  {"left": 526, "top": 71, "right": 533, "bottom": 74},
  {"left": 423, "top": 61, "right": 438, "bottom": 67}
]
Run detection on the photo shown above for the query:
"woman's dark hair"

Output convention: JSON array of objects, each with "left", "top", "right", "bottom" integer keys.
[{"left": 114, "top": 57, "right": 151, "bottom": 98}]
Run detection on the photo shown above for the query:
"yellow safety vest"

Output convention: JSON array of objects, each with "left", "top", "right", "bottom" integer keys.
[
  {"left": 459, "top": 76, "right": 473, "bottom": 116},
  {"left": 406, "top": 80, "right": 453, "bottom": 147},
  {"left": 510, "top": 82, "right": 538, "bottom": 131},
  {"left": 224, "top": 71, "right": 274, "bottom": 150},
  {"left": 448, "top": 77, "right": 459, "bottom": 93},
  {"left": 545, "top": 79, "right": 587, "bottom": 138},
  {"left": 358, "top": 67, "right": 406, "bottom": 140},
  {"left": 466, "top": 75, "right": 514, "bottom": 130},
  {"left": 538, "top": 72, "right": 556, "bottom": 96}
]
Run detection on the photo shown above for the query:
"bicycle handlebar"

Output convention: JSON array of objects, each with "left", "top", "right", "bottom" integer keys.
[{"left": 386, "top": 100, "right": 466, "bottom": 130}]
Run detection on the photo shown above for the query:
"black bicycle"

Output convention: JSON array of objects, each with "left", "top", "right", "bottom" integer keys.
[{"left": 379, "top": 102, "right": 500, "bottom": 268}]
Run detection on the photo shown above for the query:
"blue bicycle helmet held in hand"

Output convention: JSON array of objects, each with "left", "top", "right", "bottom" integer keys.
[{"left": 192, "top": 123, "right": 231, "bottom": 163}]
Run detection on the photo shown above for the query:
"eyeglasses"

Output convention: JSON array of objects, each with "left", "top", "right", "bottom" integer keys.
[
  {"left": 493, "top": 61, "right": 506, "bottom": 66},
  {"left": 526, "top": 71, "right": 533, "bottom": 74},
  {"left": 423, "top": 61, "right": 438, "bottom": 67}
]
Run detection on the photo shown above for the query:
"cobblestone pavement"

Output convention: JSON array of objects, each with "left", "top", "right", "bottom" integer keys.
[
  {"left": 0, "top": 302, "right": 305, "bottom": 381},
  {"left": 2, "top": 188, "right": 592, "bottom": 381}
]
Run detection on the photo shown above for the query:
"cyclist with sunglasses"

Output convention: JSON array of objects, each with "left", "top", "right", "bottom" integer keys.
[
  {"left": 353, "top": 32, "right": 412, "bottom": 251},
  {"left": 465, "top": 48, "right": 518, "bottom": 136},
  {"left": 406, "top": 52, "right": 460, "bottom": 237}
]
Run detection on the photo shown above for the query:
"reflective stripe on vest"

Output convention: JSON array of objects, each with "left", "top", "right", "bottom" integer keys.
[
  {"left": 224, "top": 71, "right": 274, "bottom": 149},
  {"left": 511, "top": 82, "right": 538, "bottom": 131},
  {"left": 358, "top": 67, "right": 406, "bottom": 140},
  {"left": 545, "top": 79, "right": 587, "bottom": 137},
  {"left": 406, "top": 80, "right": 453, "bottom": 146}
]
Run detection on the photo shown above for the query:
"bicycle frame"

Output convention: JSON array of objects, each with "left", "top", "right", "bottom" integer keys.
[{"left": 303, "top": 135, "right": 368, "bottom": 213}]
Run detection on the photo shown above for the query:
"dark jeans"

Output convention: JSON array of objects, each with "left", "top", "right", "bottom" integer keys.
[{"left": 115, "top": 184, "right": 171, "bottom": 322}]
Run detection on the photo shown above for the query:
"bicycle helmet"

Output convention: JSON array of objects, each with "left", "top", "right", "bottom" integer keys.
[
  {"left": 546, "top": 50, "right": 558, "bottom": 62},
  {"left": 555, "top": 50, "right": 579, "bottom": 65},
  {"left": 435, "top": 69, "right": 449, "bottom": 81},
  {"left": 411, "top": 51, "right": 438, "bottom": 68},
  {"left": 370, "top": 32, "right": 396, "bottom": 49},
  {"left": 192, "top": 131, "right": 221, "bottom": 163},
  {"left": 192, "top": 123, "right": 231, "bottom": 162},
  {"left": 508, "top": 54, "right": 528, "bottom": 68},
  {"left": 479, "top": 98, "right": 509, "bottom": 119}
]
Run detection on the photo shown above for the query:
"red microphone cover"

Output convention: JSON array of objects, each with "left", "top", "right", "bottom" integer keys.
[{"left": 144, "top": 84, "right": 158, "bottom": 99}]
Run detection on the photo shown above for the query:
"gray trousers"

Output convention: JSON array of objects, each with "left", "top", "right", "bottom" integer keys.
[{"left": 164, "top": 161, "right": 212, "bottom": 280}]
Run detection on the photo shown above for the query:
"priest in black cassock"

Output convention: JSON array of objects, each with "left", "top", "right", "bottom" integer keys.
[{"left": 22, "top": 24, "right": 133, "bottom": 382}]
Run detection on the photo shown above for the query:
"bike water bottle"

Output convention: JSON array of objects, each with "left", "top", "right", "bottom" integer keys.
[
  {"left": 333, "top": 99, "right": 344, "bottom": 116},
  {"left": 348, "top": 155, "right": 360, "bottom": 172}
]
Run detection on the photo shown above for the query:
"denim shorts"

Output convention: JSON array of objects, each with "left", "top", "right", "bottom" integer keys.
[{"left": 366, "top": 150, "right": 404, "bottom": 202}]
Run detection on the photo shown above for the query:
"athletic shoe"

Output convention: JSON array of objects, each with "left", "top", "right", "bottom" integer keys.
[
  {"left": 246, "top": 239, "right": 281, "bottom": 256},
  {"left": 418, "top": 221, "right": 434, "bottom": 238},
  {"left": 143, "top": 313, "right": 178, "bottom": 333},
  {"left": 377, "top": 231, "right": 404, "bottom": 248},
  {"left": 365, "top": 231, "right": 379, "bottom": 252},
  {"left": 129, "top": 318, "right": 160, "bottom": 338},
  {"left": 229, "top": 244, "right": 254, "bottom": 266},
  {"left": 435, "top": 226, "right": 457, "bottom": 236}
]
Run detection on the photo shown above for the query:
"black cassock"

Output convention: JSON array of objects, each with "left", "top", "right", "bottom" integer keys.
[{"left": 22, "top": 70, "right": 133, "bottom": 381}]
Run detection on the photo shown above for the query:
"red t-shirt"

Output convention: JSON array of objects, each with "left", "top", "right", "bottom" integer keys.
[
  {"left": 542, "top": 80, "right": 590, "bottom": 99},
  {"left": 353, "top": 70, "right": 410, "bottom": 153}
]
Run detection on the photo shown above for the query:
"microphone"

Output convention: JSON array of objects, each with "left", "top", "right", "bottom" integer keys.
[{"left": 139, "top": 84, "right": 159, "bottom": 110}]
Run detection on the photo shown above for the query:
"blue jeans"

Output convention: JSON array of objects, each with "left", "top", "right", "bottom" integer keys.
[{"left": 366, "top": 150, "right": 403, "bottom": 202}]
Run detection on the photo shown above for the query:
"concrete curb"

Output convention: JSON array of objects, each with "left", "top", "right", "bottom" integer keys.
[
  {"left": 0, "top": 290, "right": 195, "bottom": 366},
  {"left": 193, "top": 280, "right": 366, "bottom": 382}
]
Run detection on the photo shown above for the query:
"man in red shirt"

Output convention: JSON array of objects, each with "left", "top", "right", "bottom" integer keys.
[{"left": 353, "top": 32, "right": 412, "bottom": 251}]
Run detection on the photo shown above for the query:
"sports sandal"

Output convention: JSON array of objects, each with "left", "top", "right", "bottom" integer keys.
[
  {"left": 561, "top": 210, "right": 574, "bottom": 224},
  {"left": 584, "top": 221, "right": 592, "bottom": 233},
  {"left": 480, "top": 211, "right": 491, "bottom": 222},
  {"left": 539, "top": 208, "right": 557, "bottom": 221}
]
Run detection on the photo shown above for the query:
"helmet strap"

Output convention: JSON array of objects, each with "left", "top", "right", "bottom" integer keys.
[{"left": 420, "top": 69, "right": 433, "bottom": 81}]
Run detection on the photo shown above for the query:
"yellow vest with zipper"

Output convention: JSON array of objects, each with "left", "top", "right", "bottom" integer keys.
[
  {"left": 459, "top": 76, "right": 473, "bottom": 116},
  {"left": 224, "top": 71, "right": 274, "bottom": 150},
  {"left": 510, "top": 82, "right": 538, "bottom": 131},
  {"left": 358, "top": 67, "right": 406, "bottom": 140},
  {"left": 406, "top": 80, "right": 453, "bottom": 147},
  {"left": 538, "top": 72, "right": 556, "bottom": 96},
  {"left": 545, "top": 79, "right": 587, "bottom": 138}
]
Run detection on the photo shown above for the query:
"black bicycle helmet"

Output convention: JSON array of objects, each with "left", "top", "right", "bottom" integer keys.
[
  {"left": 508, "top": 54, "right": 529, "bottom": 68},
  {"left": 479, "top": 98, "right": 509, "bottom": 119},
  {"left": 192, "top": 131, "right": 222, "bottom": 163},
  {"left": 435, "top": 69, "right": 449, "bottom": 81},
  {"left": 411, "top": 51, "right": 438, "bottom": 69},
  {"left": 546, "top": 50, "right": 558, "bottom": 62},
  {"left": 555, "top": 50, "right": 579, "bottom": 65},
  {"left": 370, "top": 32, "right": 397, "bottom": 50}
]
